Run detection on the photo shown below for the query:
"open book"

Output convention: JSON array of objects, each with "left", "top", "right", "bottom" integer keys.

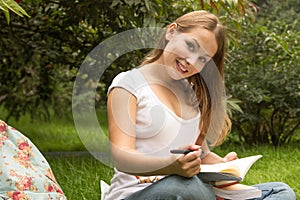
[
  {"left": 198, "top": 155, "right": 263, "bottom": 199},
  {"left": 198, "top": 155, "right": 262, "bottom": 183}
]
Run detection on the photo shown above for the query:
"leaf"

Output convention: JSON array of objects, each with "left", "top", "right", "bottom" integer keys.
[
  {"left": 1, "top": 0, "right": 30, "bottom": 17},
  {"left": 270, "top": 33, "right": 292, "bottom": 55},
  {"left": 144, "top": 0, "right": 150, "bottom": 11},
  {"left": 111, "top": 0, "right": 120, "bottom": 7},
  {"left": 0, "top": 0, "right": 9, "bottom": 12},
  {"left": 0, "top": 1, "right": 10, "bottom": 23},
  {"left": 210, "top": 0, "right": 218, "bottom": 12},
  {"left": 3, "top": 8, "right": 10, "bottom": 24},
  {"left": 226, "top": 97, "right": 243, "bottom": 118},
  {"left": 237, "top": 0, "right": 245, "bottom": 16},
  {"left": 219, "top": 1, "right": 232, "bottom": 16}
]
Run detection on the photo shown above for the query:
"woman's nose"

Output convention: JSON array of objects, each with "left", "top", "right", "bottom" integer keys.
[{"left": 186, "top": 56, "right": 205, "bottom": 72}]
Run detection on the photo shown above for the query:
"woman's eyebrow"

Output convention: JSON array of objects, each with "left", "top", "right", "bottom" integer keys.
[
  {"left": 193, "top": 38, "right": 210, "bottom": 57},
  {"left": 192, "top": 38, "right": 200, "bottom": 49}
]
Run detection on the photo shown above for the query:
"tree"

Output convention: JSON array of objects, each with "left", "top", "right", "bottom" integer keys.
[
  {"left": 0, "top": 0, "right": 252, "bottom": 121},
  {"left": 225, "top": 0, "right": 300, "bottom": 145}
]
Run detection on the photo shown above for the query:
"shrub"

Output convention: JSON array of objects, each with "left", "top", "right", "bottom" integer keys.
[{"left": 226, "top": 14, "right": 300, "bottom": 145}]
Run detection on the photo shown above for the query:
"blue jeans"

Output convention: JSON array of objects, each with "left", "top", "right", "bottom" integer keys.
[
  {"left": 124, "top": 175, "right": 296, "bottom": 200},
  {"left": 251, "top": 182, "right": 296, "bottom": 200}
]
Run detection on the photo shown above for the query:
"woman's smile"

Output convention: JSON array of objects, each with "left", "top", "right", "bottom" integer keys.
[{"left": 175, "top": 60, "right": 188, "bottom": 74}]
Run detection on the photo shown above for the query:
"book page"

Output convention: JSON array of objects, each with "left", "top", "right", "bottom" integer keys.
[
  {"left": 217, "top": 184, "right": 258, "bottom": 191},
  {"left": 213, "top": 184, "right": 262, "bottom": 200},
  {"left": 201, "top": 155, "right": 262, "bottom": 180}
]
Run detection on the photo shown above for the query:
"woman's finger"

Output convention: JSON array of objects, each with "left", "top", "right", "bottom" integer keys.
[{"left": 223, "top": 151, "right": 238, "bottom": 162}]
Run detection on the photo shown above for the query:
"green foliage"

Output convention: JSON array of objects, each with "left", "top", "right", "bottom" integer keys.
[
  {"left": 0, "top": 0, "right": 252, "bottom": 121},
  {"left": 0, "top": 0, "right": 30, "bottom": 24},
  {"left": 226, "top": 97, "right": 243, "bottom": 118},
  {"left": 226, "top": 0, "right": 300, "bottom": 145}
]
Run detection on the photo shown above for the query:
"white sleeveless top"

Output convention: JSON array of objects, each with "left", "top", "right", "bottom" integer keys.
[{"left": 105, "top": 68, "right": 202, "bottom": 200}]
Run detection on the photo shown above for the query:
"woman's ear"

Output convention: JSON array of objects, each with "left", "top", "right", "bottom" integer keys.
[{"left": 165, "top": 23, "right": 177, "bottom": 41}]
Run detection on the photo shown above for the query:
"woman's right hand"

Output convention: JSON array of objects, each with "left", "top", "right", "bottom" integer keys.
[{"left": 171, "top": 145, "right": 202, "bottom": 178}]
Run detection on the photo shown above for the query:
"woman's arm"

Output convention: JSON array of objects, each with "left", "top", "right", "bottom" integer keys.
[{"left": 107, "top": 87, "right": 201, "bottom": 177}]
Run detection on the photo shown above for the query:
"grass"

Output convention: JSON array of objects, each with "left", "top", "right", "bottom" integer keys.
[
  {"left": 0, "top": 109, "right": 299, "bottom": 199},
  {"left": 45, "top": 154, "right": 113, "bottom": 200},
  {"left": 0, "top": 108, "right": 108, "bottom": 152}
]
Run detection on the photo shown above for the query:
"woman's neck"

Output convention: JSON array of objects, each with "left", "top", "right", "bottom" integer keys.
[
  {"left": 139, "top": 62, "right": 192, "bottom": 96},
  {"left": 139, "top": 60, "right": 176, "bottom": 85}
]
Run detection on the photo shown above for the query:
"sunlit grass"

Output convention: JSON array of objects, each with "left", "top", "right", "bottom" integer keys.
[
  {"left": 0, "top": 107, "right": 108, "bottom": 152},
  {"left": 46, "top": 154, "right": 113, "bottom": 200}
]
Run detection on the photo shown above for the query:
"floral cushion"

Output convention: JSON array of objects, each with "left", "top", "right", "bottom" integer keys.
[{"left": 0, "top": 120, "right": 66, "bottom": 200}]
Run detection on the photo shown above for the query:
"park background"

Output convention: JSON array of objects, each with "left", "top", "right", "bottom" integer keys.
[{"left": 0, "top": 0, "right": 299, "bottom": 199}]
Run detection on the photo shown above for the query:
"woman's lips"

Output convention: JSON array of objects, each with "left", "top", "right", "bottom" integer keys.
[{"left": 176, "top": 60, "right": 188, "bottom": 74}]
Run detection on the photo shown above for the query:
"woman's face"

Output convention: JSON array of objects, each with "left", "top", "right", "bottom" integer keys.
[{"left": 162, "top": 24, "right": 218, "bottom": 80}]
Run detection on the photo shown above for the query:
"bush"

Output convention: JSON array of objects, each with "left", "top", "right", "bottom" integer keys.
[{"left": 226, "top": 11, "right": 300, "bottom": 145}]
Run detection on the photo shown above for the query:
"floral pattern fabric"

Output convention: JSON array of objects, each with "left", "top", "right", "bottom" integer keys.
[{"left": 0, "top": 120, "right": 66, "bottom": 200}]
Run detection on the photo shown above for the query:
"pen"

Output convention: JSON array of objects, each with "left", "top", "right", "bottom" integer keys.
[
  {"left": 170, "top": 149, "right": 195, "bottom": 154},
  {"left": 170, "top": 148, "right": 204, "bottom": 155}
]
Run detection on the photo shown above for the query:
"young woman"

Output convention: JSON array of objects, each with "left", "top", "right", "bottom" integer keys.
[{"left": 105, "top": 11, "right": 295, "bottom": 200}]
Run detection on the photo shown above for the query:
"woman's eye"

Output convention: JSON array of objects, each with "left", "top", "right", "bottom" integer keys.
[
  {"left": 186, "top": 41, "right": 194, "bottom": 51},
  {"left": 199, "top": 56, "right": 207, "bottom": 63}
]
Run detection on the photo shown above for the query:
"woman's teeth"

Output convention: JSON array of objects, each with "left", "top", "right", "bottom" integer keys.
[{"left": 177, "top": 61, "right": 187, "bottom": 73}]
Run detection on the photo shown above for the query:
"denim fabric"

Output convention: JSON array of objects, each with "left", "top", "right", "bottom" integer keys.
[
  {"left": 124, "top": 175, "right": 296, "bottom": 200},
  {"left": 251, "top": 182, "right": 296, "bottom": 200},
  {"left": 124, "top": 175, "right": 216, "bottom": 200}
]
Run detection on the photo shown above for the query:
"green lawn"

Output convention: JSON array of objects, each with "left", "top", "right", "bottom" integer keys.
[
  {"left": 1, "top": 110, "right": 299, "bottom": 199},
  {"left": 0, "top": 109, "right": 108, "bottom": 152},
  {"left": 45, "top": 154, "right": 113, "bottom": 200}
]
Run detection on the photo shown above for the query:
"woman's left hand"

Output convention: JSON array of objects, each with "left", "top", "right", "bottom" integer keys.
[{"left": 223, "top": 152, "right": 238, "bottom": 162}]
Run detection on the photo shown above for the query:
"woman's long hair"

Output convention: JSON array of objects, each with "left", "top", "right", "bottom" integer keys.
[{"left": 141, "top": 10, "right": 230, "bottom": 146}]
